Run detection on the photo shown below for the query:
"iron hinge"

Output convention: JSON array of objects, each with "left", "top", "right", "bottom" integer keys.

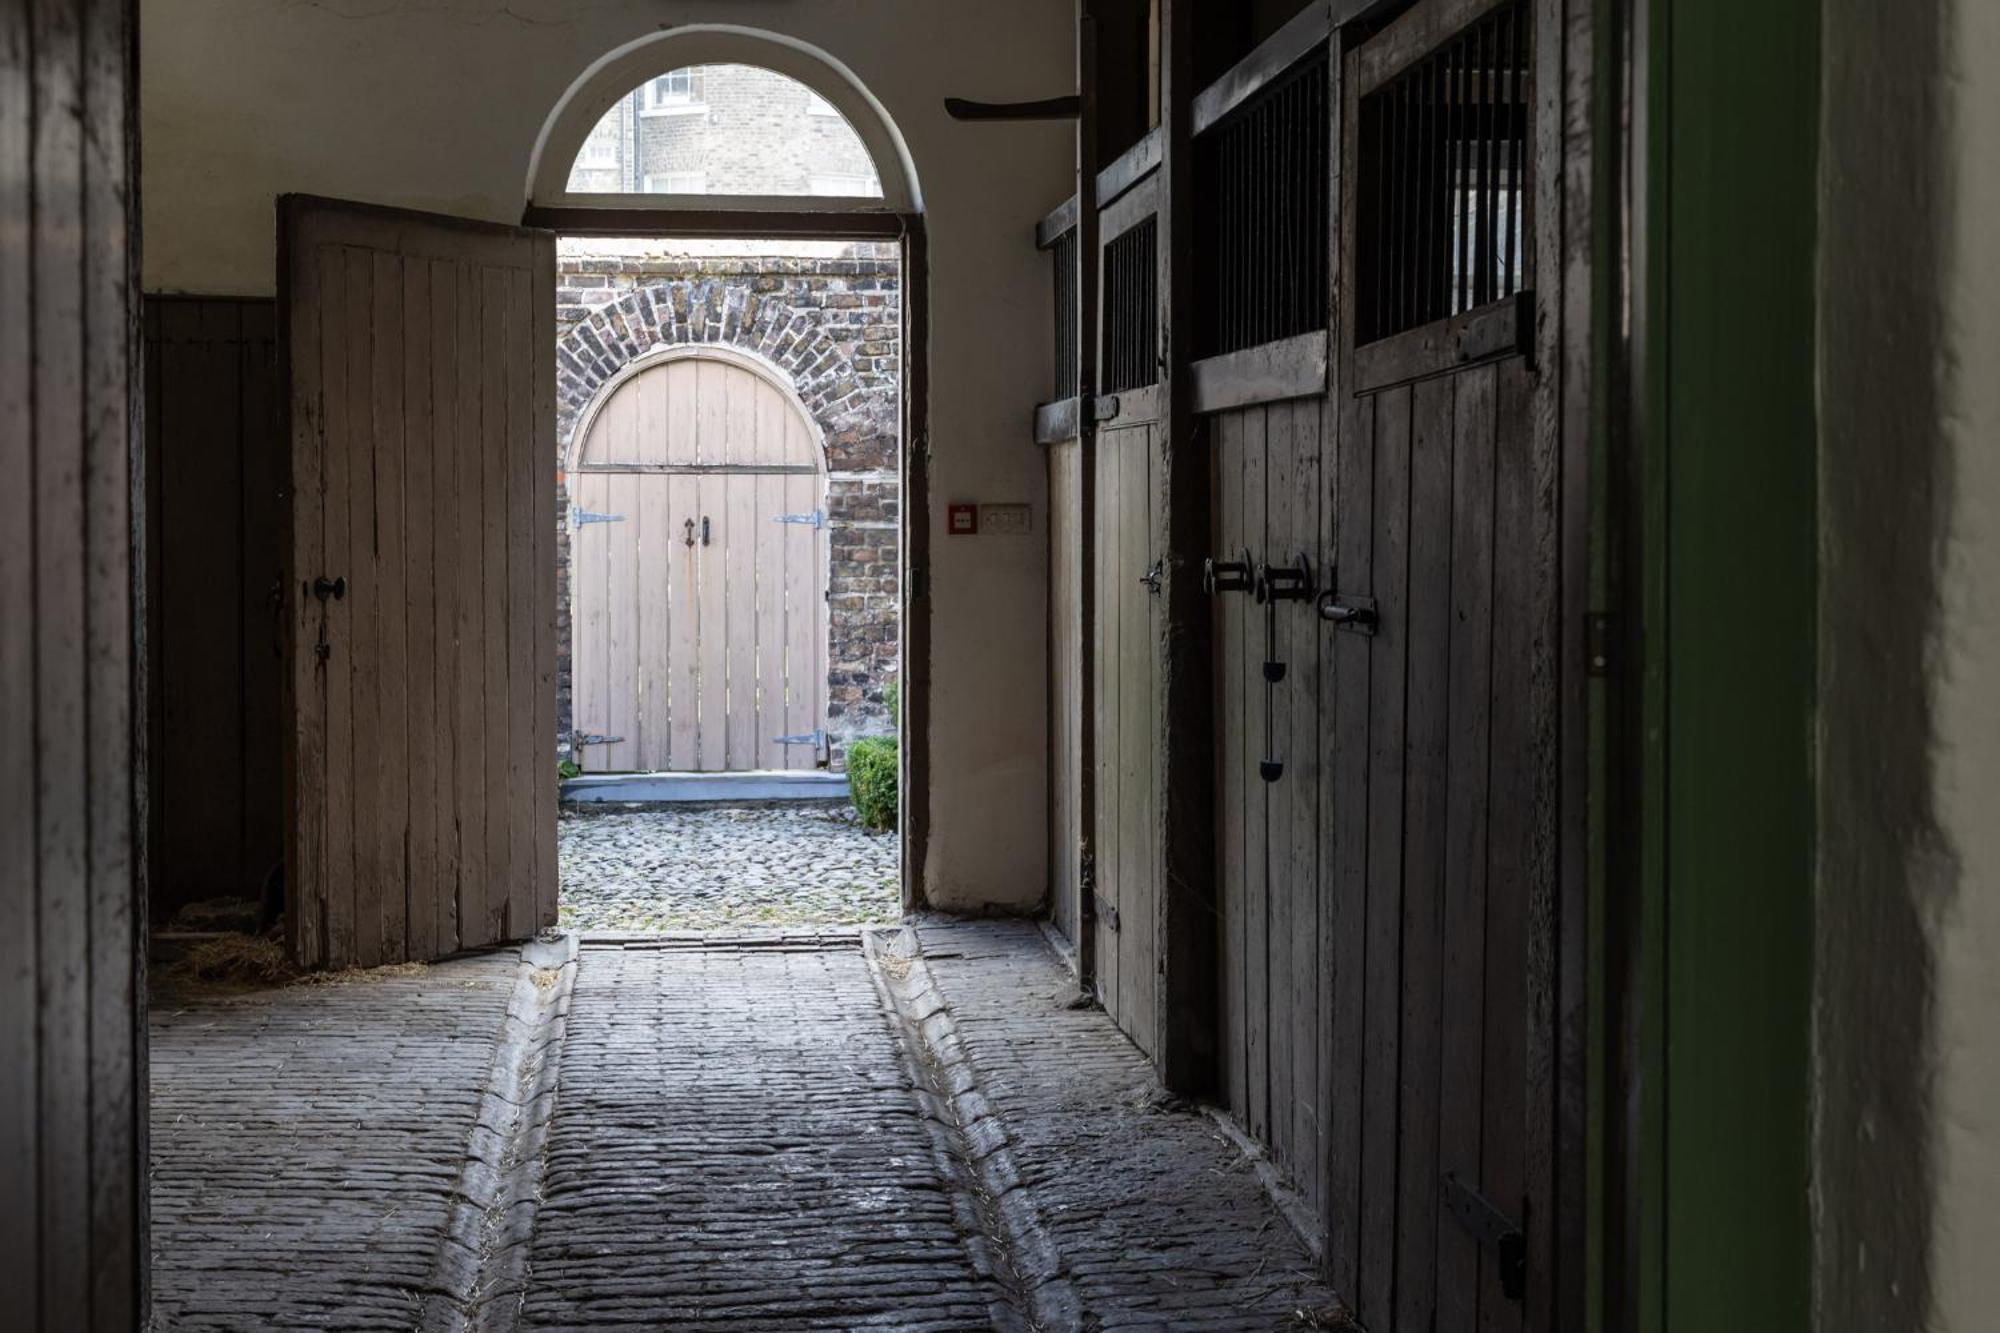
[
  {"left": 1442, "top": 1174, "right": 1526, "bottom": 1302},
  {"left": 773, "top": 509, "right": 825, "bottom": 529},
  {"left": 1092, "top": 892, "right": 1120, "bottom": 933},
  {"left": 1586, "top": 611, "right": 1618, "bottom": 677},
  {"left": 572, "top": 732, "right": 625, "bottom": 747},
  {"left": 774, "top": 730, "right": 824, "bottom": 748},
  {"left": 573, "top": 508, "right": 626, "bottom": 527}
]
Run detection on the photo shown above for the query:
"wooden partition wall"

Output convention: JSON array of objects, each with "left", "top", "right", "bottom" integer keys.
[
  {"left": 144, "top": 299, "right": 285, "bottom": 924},
  {"left": 1035, "top": 0, "right": 1592, "bottom": 1324}
]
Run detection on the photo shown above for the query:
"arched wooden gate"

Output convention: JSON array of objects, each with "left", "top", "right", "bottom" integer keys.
[{"left": 570, "top": 351, "right": 827, "bottom": 772}]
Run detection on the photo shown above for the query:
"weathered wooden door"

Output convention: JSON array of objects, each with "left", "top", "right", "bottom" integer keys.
[
  {"left": 1092, "top": 416, "right": 1162, "bottom": 1056},
  {"left": 281, "top": 195, "right": 557, "bottom": 969},
  {"left": 1324, "top": 0, "right": 1556, "bottom": 1326},
  {"left": 570, "top": 354, "right": 827, "bottom": 773}
]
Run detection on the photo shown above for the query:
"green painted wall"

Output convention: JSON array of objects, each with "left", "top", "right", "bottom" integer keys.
[{"left": 1644, "top": 0, "right": 1819, "bottom": 1329}]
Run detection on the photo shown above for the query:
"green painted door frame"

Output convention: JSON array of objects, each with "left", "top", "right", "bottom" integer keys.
[{"left": 1610, "top": 0, "right": 1820, "bottom": 1328}]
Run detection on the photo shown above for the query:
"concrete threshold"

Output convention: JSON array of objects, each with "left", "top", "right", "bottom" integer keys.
[{"left": 561, "top": 769, "right": 849, "bottom": 803}]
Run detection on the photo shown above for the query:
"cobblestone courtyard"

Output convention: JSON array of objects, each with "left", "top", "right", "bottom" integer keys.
[
  {"left": 558, "top": 800, "right": 901, "bottom": 933},
  {"left": 148, "top": 923, "right": 1338, "bottom": 1330}
]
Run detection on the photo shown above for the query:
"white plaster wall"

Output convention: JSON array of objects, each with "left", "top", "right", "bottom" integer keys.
[
  {"left": 1928, "top": 0, "right": 2000, "bottom": 1323},
  {"left": 142, "top": 0, "right": 1072, "bottom": 912}
]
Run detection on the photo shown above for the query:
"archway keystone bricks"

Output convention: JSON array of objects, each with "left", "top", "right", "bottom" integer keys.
[{"left": 554, "top": 251, "right": 901, "bottom": 765}]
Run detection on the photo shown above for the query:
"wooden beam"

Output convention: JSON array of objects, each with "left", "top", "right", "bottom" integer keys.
[
  {"left": 522, "top": 206, "right": 910, "bottom": 241},
  {"left": 1034, "top": 397, "right": 1082, "bottom": 445},
  {"left": 1153, "top": 0, "right": 1217, "bottom": 1099},
  {"left": 944, "top": 95, "right": 1081, "bottom": 120},
  {"left": 1351, "top": 291, "right": 1531, "bottom": 394},
  {"left": 1093, "top": 126, "right": 1162, "bottom": 207},
  {"left": 900, "top": 220, "right": 933, "bottom": 913},
  {"left": 1036, "top": 193, "right": 1081, "bottom": 250},
  {"left": 1191, "top": 0, "right": 1333, "bottom": 136},
  {"left": 1189, "top": 331, "right": 1328, "bottom": 414}
]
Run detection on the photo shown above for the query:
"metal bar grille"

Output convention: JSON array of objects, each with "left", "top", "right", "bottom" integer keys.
[
  {"left": 1194, "top": 50, "right": 1330, "bottom": 360},
  {"left": 1102, "top": 217, "right": 1159, "bottom": 393},
  {"left": 1355, "top": 0, "right": 1530, "bottom": 345},
  {"left": 1053, "top": 229, "right": 1080, "bottom": 400}
]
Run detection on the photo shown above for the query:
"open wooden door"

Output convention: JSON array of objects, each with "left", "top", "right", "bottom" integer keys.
[{"left": 281, "top": 195, "right": 557, "bottom": 969}]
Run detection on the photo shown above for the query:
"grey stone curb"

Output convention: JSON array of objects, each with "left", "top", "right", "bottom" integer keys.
[
  {"left": 420, "top": 934, "right": 580, "bottom": 1333},
  {"left": 863, "top": 927, "right": 1084, "bottom": 1333}
]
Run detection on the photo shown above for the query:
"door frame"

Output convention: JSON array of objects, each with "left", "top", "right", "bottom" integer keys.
[
  {"left": 566, "top": 343, "right": 832, "bottom": 775},
  {"left": 529, "top": 206, "right": 928, "bottom": 914}
]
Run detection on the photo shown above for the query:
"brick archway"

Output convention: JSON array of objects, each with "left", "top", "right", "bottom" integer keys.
[{"left": 553, "top": 255, "right": 901, "bottom": 763}]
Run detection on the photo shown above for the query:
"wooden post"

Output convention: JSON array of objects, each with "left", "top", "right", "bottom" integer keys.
[
  {"left": 1153, "top": 0, "right": 1219, "bottom": 1096},
  {"left": 1074, "top": 1, "right": 1104, "bottom": 991}
]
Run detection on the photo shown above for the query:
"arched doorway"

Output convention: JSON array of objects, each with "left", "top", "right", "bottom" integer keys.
[{"left": 569, "top": 349, "right": 827, "bottom": 773}]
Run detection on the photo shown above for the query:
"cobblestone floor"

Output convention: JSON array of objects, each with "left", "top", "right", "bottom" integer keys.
[
  {"left": 150, "top": 924, "right": 1340, "bottom": 1331},
  {"left": 558, "top": 800, "right": 901, "bottom": 933}
]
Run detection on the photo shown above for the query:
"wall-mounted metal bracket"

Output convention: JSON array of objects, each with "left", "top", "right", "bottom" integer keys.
[{"left": 1255, "top": 554, "right": 1315, "bottom": 604}]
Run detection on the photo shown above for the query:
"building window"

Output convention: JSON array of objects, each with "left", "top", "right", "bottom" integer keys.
[
  {"left": 642, "top": 68, "right": 705, "bottom": 114},
  {"left": 576, "top": 120, "right": 619, "bottom": 169},
  {"left": 804, "top": 90, "right": 842, "bottom": 117},
  {"left": 643, "top": 172, "right": 708, "bottom": 195},
  {"left": 809, "top": 173, "right": 877, "bottom": 197}
]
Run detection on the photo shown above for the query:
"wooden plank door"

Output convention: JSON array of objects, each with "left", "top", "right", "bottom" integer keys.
[
  {"left": 281, "top": 195, "right": 557, "bottom": 969},
  {"left": 1091, "top": 418, "right": 1161, "bottom": 1057},
  {"left": 1325, "top": 0, "right": 1556, "bottom": 1327},
  {"left": 1, "top": 0, "right": 146, "bottom": 1321},
  {"left": 570, "top": 355, "right": 826, "bottom": 773}
]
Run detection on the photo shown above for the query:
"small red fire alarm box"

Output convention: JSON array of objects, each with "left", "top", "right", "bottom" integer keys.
[{"left": 948, "top": 503, "right": 979, "bottom": 535}]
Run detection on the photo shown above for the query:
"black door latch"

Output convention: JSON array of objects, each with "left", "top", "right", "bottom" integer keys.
[
  {"left": 313, "top": 575, "right": 346, "bottom": 602},
  {"left": 1442, "top": 1173, "right": 1526, "bottom": 1302}
]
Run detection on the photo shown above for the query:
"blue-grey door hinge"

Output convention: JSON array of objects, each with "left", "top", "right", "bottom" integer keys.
[
  {"left": 774, "top": 729, "right": 824, "bottom": 748},
  {"left": 573, "top": 508, "right": 626, "bottom": 527},
  {"left": 572, "top": 732, "right": 625, "bottom": 747},
  {"left": 772, "top": 509, "right": 825, "bottom": 529}
]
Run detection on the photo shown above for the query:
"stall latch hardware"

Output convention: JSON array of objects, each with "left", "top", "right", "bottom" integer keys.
[
  {"left": 1139, "top": 560, "right": 1163, "bottom": 595},
  {"left": 1255, "top": 554, "right": 1316, "bottom": 782},
  {"left": 313, "top": 575, "right": 346, "bottom": 602},
  {"left": 1203, "top": 548, "right": 1254, "bottom": 595},
  {"left": 1317, "top": 589, "right": 1378, "bottom": 635},
  {"left": 1442, "top": 1174, "right": 1526, "bottom": 1302}
]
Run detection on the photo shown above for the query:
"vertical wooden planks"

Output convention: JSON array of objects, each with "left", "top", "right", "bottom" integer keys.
[
  {"left": 429, "top": 258, "right": 462, "bottom": 951},
  {"left": 637, "top": 474, "right": 673, "bottom": 767},
  {"left": 1214, "top": 409, "right": 1248, "bottom": 1122},
  {"left": 723, "top": 470, "right": 758, "bottom": 767},
  {"left": 1436, "top": 362, "right": 1497, "bottom": 1332},
  {"left": 1326, "top": 386, "right": 1375, "bottom": 1301},
  {"left": 1393, "top": 372, "right": 1455, "bottom": 1333},
  {"left": 238, "top": 302, "right": 283, "bottom": 902},
  {"left": 1358, "top": 383, "right": 1412, "bottom": 1327},
  {"left": 1116, "top": 428, "right": 1148, "bottom": 1048},
  {"left": 1285, "top": 399, "right": 1325, "bottom": 1199},
  {"left": 782, "top": 469, "right": 821, "bottom": 751},
  {"left": 504, "top": 267, "right": 537, "bottom": 939},
  {"left": 532, "top": 235, "right": 559, "bottom": 929},
  {"left": 602, "top": 470, "right": 640, "bottom": 772},
  {"left": 695, "top": 471, "right": 729, "bottom": 770},
  {"left": 1264, "top": 401, "right": 1296, "bottom": 1173},
  {"left": 372, "top": 253, "right": 410, "bottom": 962},
  {"left": 1240, "top": 408, "right": 1270, "bottom": 1141},
  {"left": 478, "top": 266, "right": 513, "bottom": 942},
  {"left": 1093, "top": 430, "right": 1122, "bottom": 1026},
  {"left": 669, "top": 472, "right": 702, "bottom": 765},
  {"left": 403, "top": 259, "right": 438, "bottom": 960},
  {"left": 753, "top": 469, "right": 786, "bottom": 763},
  {"left": 345, "top": 249, "right": 383, "bottom": 968},
  {"left": 450, "top": 256, "right": 487, "bottom": 949},
  {"left": 1, "top": 1, "right": 144, "bottom": 1320}
]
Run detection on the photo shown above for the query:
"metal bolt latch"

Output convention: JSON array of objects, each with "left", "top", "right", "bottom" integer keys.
[
  {"left": 1317, "top": 589, "right": 1378, "bottom": 634},
  {"left": 1203, "top": 548, "right": 1254, "bottom": 596},
  {"left": 313, "top": 575, "right": 346, "bottom": 602}
]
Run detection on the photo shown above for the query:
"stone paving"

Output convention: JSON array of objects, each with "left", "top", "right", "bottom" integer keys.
[
  {"left": 149, "top": 923, "right": 1343, "bottom": 1331},
  {"left": 558, "top": 800, "right": 901, "bottom": 933}
]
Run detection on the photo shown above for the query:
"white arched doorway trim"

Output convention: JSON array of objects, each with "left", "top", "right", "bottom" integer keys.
[
  {"left": 527, "top": 26, "right": 923, "bottom": 213},
  {"left": 565, "top": 343, "right": 826, "bottom": 474}
]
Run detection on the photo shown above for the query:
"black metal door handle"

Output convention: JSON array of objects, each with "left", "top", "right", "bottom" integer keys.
[
  {"left": 1317, "top": 589, "right": 1378, "bottom": 633},
  {"left": 702, "top": 516, "right": 711, "bottom": 546},
  {"left": 313, "top": 576, "right": 346, "bottom": 602}
]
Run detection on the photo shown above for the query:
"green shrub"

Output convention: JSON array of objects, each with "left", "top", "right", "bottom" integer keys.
[
  {"left": 882, "top": 681, "right": 900, "bottom": 726},
  {"left": 847, "top": 735, "right": 899, "bottom": 831}
]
